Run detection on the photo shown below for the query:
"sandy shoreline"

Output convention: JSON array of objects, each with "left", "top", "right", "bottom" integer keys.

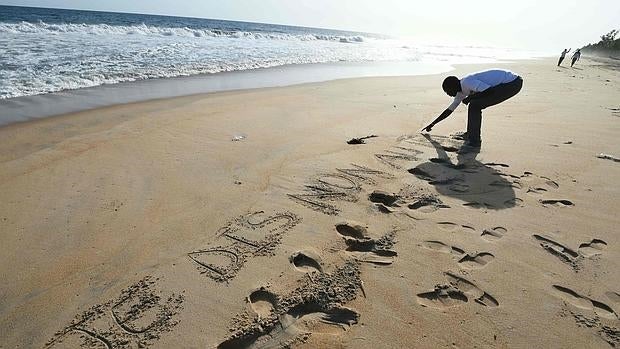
[
  {"left": 1, "top": 57, "right": 619, "bottom": 348},
  {"left": 0, "top": 60, "right": 455, "bottom": 127}
]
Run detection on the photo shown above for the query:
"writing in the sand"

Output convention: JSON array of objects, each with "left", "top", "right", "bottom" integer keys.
[
  {"left": 187, "top": 210, "right": 302, "bottom": 282},
  {"left": 288, "top": 163, "right": 395, "bottom": 215}
]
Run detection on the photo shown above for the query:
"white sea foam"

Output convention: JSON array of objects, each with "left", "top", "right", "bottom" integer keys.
[
  {"left": 0, "top": 20, "right": 365, "bottom": 42},
  {"left": 0, "top": 17, "right": 541, "bottom": 100}
]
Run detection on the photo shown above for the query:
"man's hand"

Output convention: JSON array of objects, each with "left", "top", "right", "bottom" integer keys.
[
  {"left": 462, "top": 96, "right": 472, "bottom": 105},
  {"left": 423, "top": 108, "right": 453, "bottom": 133}
]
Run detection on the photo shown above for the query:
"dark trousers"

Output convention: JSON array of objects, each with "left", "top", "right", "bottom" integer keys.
[
  {"left": 467, "top": 77, "right": 523, "bottom": 142},
  {"left": 557, "top": 56, "right": 565, "bottom": 66}
]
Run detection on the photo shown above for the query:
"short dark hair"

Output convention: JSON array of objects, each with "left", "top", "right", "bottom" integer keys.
[{"left": 442, "top": 76, "right": 460, "bottom": 96}]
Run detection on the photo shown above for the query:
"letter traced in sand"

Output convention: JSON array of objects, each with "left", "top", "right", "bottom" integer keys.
[
  {"left": 288, "top": 164, "right": 392, "bottom": 215},
  {"left": 188, "top": 247, "right": 245, "bottom": 281},
  {"left": 375, "top": 146, "right": 423, "bottom": 169},
  {"left": 218, "top": 262, "right": 362, "bottom": 348},
  {"left": 417, "top": 272, "right": 498, "bottom": 309},
  {"left": 400, "top": 134, "right": 463, "bottom": 153},
  {"left": 45, "top": 277, "right": 184, "bottom": 349},
  {"left": 188, "top": 211, "right": 301, "bottom": 282}
]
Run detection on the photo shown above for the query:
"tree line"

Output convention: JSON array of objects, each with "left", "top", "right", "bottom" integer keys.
[{"left": 582, "top": 29, "right": 620, "bottom": 52}]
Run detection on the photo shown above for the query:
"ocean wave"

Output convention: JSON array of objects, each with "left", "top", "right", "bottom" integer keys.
[
  {"left": 0, "top": 54, "right": 386, "bottom": 99},
  {"left": 0, "top": 20, "right": 366, "bottom": 42}
]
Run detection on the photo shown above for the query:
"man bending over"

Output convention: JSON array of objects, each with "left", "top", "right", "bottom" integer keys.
[{"left": 423, "top": 69, "right": 523, "bottom": 149}]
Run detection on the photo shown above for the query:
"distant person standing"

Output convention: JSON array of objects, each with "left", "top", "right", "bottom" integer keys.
[
  {"left": 571, "top": 49, "right": 581, "bottom": 67},
  {"left": 557, "top": 48, "right": 570, "bottom": 66},
  {"left": 423, "top": 69, "right": 523, "bottom": 149}
]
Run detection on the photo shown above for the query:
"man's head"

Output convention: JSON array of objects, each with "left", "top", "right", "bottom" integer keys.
[{"left": 442, "top": 76, "right": 461, "bottom": 97}]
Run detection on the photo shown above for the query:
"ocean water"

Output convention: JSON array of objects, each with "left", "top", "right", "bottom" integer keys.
[{"left": 0, "top": 6, "right": 540, "bottom": 100}]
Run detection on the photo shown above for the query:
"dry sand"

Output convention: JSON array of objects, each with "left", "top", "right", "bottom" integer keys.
[{"left": 0, "top": 57, "right": 619, "bottom": 348}]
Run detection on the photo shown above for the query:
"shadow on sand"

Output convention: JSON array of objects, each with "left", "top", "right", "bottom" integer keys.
[{"left": 409, "top": 135, "right": 518, "bottom": 210}]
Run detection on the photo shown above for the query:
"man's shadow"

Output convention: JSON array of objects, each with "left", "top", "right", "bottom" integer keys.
[{"left": 408, "top": 134, "right": 518, "bottom": 209}]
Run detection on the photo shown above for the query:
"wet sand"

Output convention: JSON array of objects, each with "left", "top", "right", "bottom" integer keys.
[{"left": 1, "top": 57, "right": 619, "bottom": 348}]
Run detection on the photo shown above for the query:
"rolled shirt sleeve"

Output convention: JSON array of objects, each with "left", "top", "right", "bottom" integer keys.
[{"left": 447, "top": 92, "right": 465, "bottom": 111}]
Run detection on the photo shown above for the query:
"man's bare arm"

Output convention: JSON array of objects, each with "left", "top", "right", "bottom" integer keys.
[{"left": 423, "top": 108, "right": 453, "bottom": 132}]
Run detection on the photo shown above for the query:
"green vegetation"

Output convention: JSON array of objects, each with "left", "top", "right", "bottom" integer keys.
[{"left": 582, "top": 29, "right": 620, "bottom": 52}]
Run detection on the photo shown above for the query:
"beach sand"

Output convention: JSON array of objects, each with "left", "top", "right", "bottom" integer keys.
[{"left": 1, "top": 57, "right": 619, "bottom": 348}]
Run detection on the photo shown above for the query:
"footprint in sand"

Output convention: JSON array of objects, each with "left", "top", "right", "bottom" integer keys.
[
  {"left": 416, "top": 285, "right": 468, "bottom": 309},
  {"left": 369, "top": 189, "right": 448, "bottom": 214},
  {"left": 533, "top": 235, "right": 608, "bottom": 270},
  {"left": 502, "top": 198, "right": 524, "bottom": 208},
  {"left": 527, "top": 187, "right": 549, "bottom": 195},
  {"left": 552, "top": 285, "right": 618, "bottom": 320},
  {"left": 597, "top": 153, "right": 620, "bottom": 163},
  {"left": 446, "top": 273, "right": 499, "bottom": 307},
  {"left": 481, "top": 227, "right": 508, "bottom": 242},
  {"left": 485, "top": 162, "right": 510, "bottom": 168},
  {"left": 420, "top": 241, "right": 494, "bottom": 269},
  {"left": 335, "top": 221, "right": 369, "bottom": 239},
  {"left": 448, "top": 183, "right": 470, "bottom": 193},
  {"left": 218, "top": 262, "right": 362, "bottom": 349},
  {"left": 578, "top": 239, "right": 608, "bottom": 257},
  {"left": 513, "top": 172, "right": 560, "bottom": 197},
  {"left": 437, "top": 222, "right": 476, "bottom": 234},
  {"left": 368, "top": 190, "right": 400, "bottom": 207},
  {"left": 532, "top": 234, "right": 580, "bottom": 270},
  {"left": 458, "top": 253, "right": 495, "bottom": 269},
  {"left": 335, "top": 221, "right": 398, "bottom": 265},
  {"left": 605, "top": 292, "right": 620, "bottom": 308},
  {"left": 417, "top": 272, "right": 499, "bottom": 309},
  {"left": 407, "top": 197, "right": 450, "bottom": 212},
  {"left": 540, "top": 199, "right": 574, "bottom": 207},
  {"left": 290, "top": 250, "right": 323, "bottom": 273},
  {"left": 378, "top": 186, "right": 451, "bottom": 213},
  {"left": 420, "top": 241, "right": 465, "bottom": 256},
  {"left": 248, "top": 288, "right": 278, "bottom": 318}
]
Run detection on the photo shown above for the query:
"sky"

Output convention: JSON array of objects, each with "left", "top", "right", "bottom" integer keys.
[{"left": 1, "top": 0, "right": 619, "bottom": 50}]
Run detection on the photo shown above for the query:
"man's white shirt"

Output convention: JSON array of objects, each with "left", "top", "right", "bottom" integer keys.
[{"left": 447, "top": 69, "right": 519, "bottom": 111}]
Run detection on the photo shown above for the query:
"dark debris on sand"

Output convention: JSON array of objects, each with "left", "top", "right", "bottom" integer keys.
[{"left": 347, "top": 135, "right": 378, "bottom": 145}]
